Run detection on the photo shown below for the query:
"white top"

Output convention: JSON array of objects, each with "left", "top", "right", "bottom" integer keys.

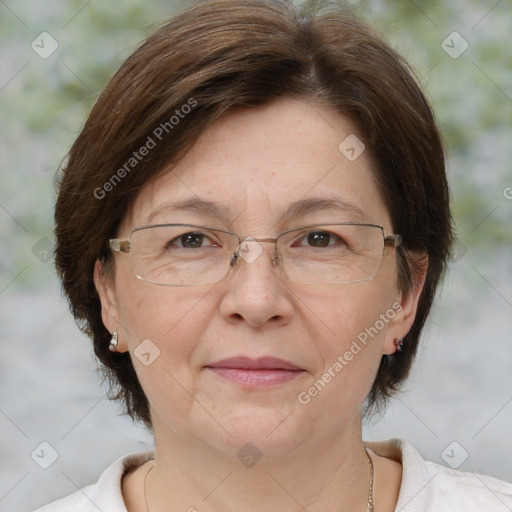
[{"left": 33, "top": 439, "right": 512, "bottom": 511}]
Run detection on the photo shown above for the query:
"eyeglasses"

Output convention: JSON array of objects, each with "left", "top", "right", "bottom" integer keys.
[{"left": 109, "top": 223, "right": 401, "bottom": 286}]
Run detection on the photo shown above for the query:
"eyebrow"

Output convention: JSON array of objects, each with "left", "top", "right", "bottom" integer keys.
[
  {"left": 144, "top": 196, "right": 370, "bottom": 225},
  {"left": 145, "top": 198, "right": 234, "bottom": 224},
  {"left": 280, "top": 197, "right": 370, "bottom": 223}
]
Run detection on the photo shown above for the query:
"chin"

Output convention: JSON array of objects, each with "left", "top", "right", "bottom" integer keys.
[{"left": 191, "top": 404, "right": 312, "bottom": 459}]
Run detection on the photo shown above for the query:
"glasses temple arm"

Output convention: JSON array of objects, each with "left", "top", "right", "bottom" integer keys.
[
  {"left": 109, "top": 239, "right": 131, "bottom": 253},
  {"left": 384, "top": 234, "right": 402, "bottom": 248}
]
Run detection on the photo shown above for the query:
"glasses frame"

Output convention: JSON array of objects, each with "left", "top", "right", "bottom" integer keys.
[{"left": 109, "top": 222, "right": 402, "bottom": 286}]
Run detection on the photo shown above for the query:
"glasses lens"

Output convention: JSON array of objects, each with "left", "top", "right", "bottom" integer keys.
[
  {"left": 127, "top": 223, "right": 386, "bottom": 286},
  {"left": 277, "top": 224, "right": 384, "bottom": 284},
  {"left": 130, "top": 225, "right": 237, "bottom": 285}
]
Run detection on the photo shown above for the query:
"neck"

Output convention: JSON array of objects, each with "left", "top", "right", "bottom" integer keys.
[{"left": 145, "top": 417, "right": 372, "bottom": 512}]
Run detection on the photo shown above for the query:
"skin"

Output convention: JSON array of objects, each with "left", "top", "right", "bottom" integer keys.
[{"left": 94, "top": 97, "right": 427, "bottom": 512}]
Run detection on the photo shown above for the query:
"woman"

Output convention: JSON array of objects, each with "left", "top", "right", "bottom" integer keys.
[{"left": 37, "top": 0, "right": 511, "bottom": 510}]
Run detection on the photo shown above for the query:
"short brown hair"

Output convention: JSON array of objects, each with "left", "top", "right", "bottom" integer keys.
[{"left": 55, "top": 0, "right": 453, "bottom": 430}]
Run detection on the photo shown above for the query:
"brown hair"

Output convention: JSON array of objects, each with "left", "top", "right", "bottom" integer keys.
[{"left": 55, "top": 0, "right": 453, "bottom": 430}]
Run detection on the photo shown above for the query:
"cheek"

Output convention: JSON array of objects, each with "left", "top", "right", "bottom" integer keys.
[
  {"left": 318, "top": 296, "right": 386, "bottom": 382},
  {"left": 113, "top": 256, "right": 216, "bottom": 383},
  {"left": 115, "top": 282, "right": 218, "bottom": 426},
  {"left": 114, "top": 250, "right": 212, "bottom": 343},
  {"left": 295, "top": 280, "right": 396, "bottom": 409},
  {"left": 299, "top": 276, "right": 395, "bottom": 352}
]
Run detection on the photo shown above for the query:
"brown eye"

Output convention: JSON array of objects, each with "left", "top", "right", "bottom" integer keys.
[
  {"left": 305, "top": 231, "right": 333, "bottom": 247},
  {"left": 293, "top": 230, "right": 342, "bottom": 248},
  {"left": 179, "top": 232, "right": 206, "bottom": 248},
  {"left": 167, "top": 232, "right": 215, "bottom": 249}
]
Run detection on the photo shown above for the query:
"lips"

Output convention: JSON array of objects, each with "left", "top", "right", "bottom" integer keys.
[
  {"left": 205, "top": 356, "right": 302, "bottom": 371},
  {"left": 205, "top": 356, "right": 305, "bottom": 389}
]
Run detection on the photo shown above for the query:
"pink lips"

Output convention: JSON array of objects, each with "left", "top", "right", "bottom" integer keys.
[{"left": 205, "top": 356, "right": 305, "bottom": 389}]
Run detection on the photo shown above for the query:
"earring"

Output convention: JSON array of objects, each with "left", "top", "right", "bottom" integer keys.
[
  {"left": 109, "top": 330, "right": 118, "bottom": 352},
  {"left": 394, "top": 337, "right": 404, "bottom": 353}
]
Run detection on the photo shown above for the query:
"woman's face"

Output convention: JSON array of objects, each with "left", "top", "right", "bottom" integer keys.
[{"left": 96, "top": 97, "right": 421, "bottom": 457}]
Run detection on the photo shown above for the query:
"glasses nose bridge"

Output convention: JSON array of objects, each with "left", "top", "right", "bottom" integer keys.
[
  {"left": 243, "top": 235, "right": 277, "bottom": 244},
  {"left": 232, "top": 235, "right": 280, "bottom": 268}
]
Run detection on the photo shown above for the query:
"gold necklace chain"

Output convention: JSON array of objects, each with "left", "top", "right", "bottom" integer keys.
[
  {"left": 142, "top": 463, "right": 154, "bottom": 512},
  {"left": 366, "top": 447, "right": 375, "bottom": 512},
  {"left": 143, "top": 448, "right": 375, "bottom": 511}
]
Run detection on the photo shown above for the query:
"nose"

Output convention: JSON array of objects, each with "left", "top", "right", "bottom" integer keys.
[
  {"left": 231, "top": 237, "right": 279, "bottom": 268},
  {"left": 219, "top": 239, "right": 293, "bottom": 328}
]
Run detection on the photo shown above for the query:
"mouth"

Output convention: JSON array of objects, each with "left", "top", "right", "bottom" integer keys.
[{"left": 204, "top": 356, "right": 305, "bottom": 389}]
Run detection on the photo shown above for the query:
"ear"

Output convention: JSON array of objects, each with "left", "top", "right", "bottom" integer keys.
[
  {"left": 93, "top": 259, "right": 127, "bottom": 352},
  {"left": 383, "top": 252, "right": 429, "bottom": 355}
]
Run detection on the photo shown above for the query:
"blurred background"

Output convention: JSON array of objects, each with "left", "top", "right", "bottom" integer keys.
[{"left": 0, "top": 0, "right": 510, "bottom": 510}]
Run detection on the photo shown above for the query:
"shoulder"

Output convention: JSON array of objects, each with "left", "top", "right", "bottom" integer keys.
[
  {"left": 365, "top": 438, "right": 512, "bottom": 512},
  {"left": 32, "top": 451, "right": 155, "bottom": 512}
]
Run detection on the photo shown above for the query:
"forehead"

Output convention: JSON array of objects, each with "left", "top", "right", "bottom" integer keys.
[{"left": 123, "top": 98, "right": 391, "bottom": 234}]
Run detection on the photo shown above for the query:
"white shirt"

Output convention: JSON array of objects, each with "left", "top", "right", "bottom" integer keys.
[{"left": 33, "top": 439, "right": 512, "bottom": 511}]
